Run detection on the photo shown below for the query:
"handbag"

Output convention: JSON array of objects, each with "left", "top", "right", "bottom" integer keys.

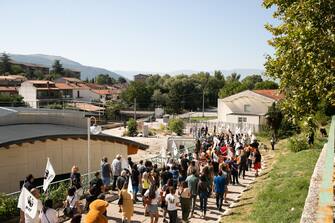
[
  {"left": 117, "top": 193, "right": 123, "bottom": 205},
  {"left": 63, "top": 196, "right": 75, "bottom": 218}
]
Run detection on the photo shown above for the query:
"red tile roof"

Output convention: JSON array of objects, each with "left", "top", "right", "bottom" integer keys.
[
  {"left": 55, "top": 83, "right": 75, "bottom": 90},
  {"left": 91, "top": 89, "right": 112, "bottom": 95},
  {"left": 253, "top": 89, "right": 284, "bottom": 101},
  {"left": 0, "top": 86, "right": 17, "bottom": 92}
]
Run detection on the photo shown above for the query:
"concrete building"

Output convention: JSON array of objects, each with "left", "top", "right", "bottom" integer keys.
[
  {"left": 18, "top": 80, "right": 61, "bottom": 108},
  {"left": 0, "top": 107, "right": 147, "bottom": 193},
  {"left": 217, "top": 89, "right": 284, "bottom": 132}
]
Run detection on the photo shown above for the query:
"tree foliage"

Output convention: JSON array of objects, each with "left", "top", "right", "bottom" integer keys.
[
  {"left": 95, "top": 74, "right": 116, "bottom": 85},
  {"left": 254, "top": 80, "right": 278, "bottom": 90},
  {"left": 127, "top": 118, "right": 138, "bottom": 136},
  {"left": 263, "top": 0, "right": 335, "bottom": 121},
  {"left": 266, "top": 102, "right": 283, "bottom": 140},
  {"left": 0, "top": 53, "right": 11, "bottom": 74},
  {"left": 168, "top": 118, "right": 184, "bottom": 136}
]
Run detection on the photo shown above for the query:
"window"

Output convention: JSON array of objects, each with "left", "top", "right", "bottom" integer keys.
[
  {"left": 238, "top": 117, "right": 247, "bottom": 123},
  {"left": 244, "top": 104, "right": 251, "bottom": 112}
]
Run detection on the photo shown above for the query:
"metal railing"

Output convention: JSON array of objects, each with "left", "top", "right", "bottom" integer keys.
[
  {"left": 316, "top": 116, "right": 334, "bottom": 222},
  {"left": 7, "top": 170, "right": 99, "bottom": 198}
]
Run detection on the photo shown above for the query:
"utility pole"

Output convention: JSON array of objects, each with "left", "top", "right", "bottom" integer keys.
[
  {"left": 202, "top": 91, "right": 205, "bottom": 118},
  {"left": 134, "top": 97, "right": 137, "bottom": 120}
]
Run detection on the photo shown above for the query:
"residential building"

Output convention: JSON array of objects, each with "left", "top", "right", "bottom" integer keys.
[
  {"left": 18, "top": 80, "right": 61, "bottom": 108},
  {"left": 10, "top": 61, "right": 50, "bottom": 75},
  {"left": 0, "top": 75, "right": 27, "bottom": 96},
  {"left": 217, "top": 89, "right": 284, "bottom": 132}
]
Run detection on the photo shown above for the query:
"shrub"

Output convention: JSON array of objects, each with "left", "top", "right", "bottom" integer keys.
[
  {"left": 168, "top": 118, "right": 184, "bottom": 136},
  {"left": 288, "top": 136, "right": 309, "bottom": 152},
  {"left": 127, "top": 118, "right": 138, "bottom": 136},
  {"left": 0, "top": 193, "right": 19, "bottom": 221}
]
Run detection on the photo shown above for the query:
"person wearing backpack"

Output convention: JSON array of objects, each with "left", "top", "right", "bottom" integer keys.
[{"left": 64, "top": 187, "right": 81, "bottom": 219}]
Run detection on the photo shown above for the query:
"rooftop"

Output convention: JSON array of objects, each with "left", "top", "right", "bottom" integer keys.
[{"left": 253, "top": 89, "right": 284, "bottom": 101}]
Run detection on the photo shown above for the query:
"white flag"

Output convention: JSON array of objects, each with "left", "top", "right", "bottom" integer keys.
[
  {"left": 127, "top": 176, "right": 133, "bottom": 199},
  {"left": 17, "top": 187, "right": 38, "bottom": 219},
  {"left": 172, "top": 140, "right": 178, "bottom": 157},
  {"left": 43, "top": 158, "right": 55, "bottom": 191}
]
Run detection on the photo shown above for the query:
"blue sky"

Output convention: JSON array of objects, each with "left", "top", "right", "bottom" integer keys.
[{"left": 0, "top": 0, "right": 277, "bottom": 72}]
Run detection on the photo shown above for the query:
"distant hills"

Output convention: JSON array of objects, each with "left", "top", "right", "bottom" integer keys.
[
  {"left": 9, "top": 54, "right": 122, "bottom": 80},
  {"left": 8, "top": 53, "right": 265, "bottom": 81}
]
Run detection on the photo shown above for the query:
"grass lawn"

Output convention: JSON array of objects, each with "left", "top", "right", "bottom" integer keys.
[{"left": 222, "top": 136, "right": 325, "bottom": 223}]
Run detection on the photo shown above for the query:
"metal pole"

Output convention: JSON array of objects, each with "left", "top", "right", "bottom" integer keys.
[
  {"left": 202, "top": 91, "right": 205, "bottom": 118},
  {"left": 87, "top": 118, "right": 91, "bottom": 183}
]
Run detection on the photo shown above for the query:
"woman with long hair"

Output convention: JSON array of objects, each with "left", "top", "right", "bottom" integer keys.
[
  {"left": 144, "top": 184, "right": 160, "bottom": 223},
  {"left": 198, "top": 175, "right": 210, "bottom": 219}
]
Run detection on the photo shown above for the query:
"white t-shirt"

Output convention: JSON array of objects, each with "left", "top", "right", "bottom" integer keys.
[
  {"left": 25, "top": 200, "right": 43, "bottom": 223},
  {"left": 144, "top": 189, "right": 160, "bottom": 205},
  {"left": 39, "top": 208, "right": 58, "bottom": 223},
  {"left": 165, "top": 194, "right": 179, "bottom": 211},
  {"left": 66, "top": 194, "right": 79, "bottom": 208}
]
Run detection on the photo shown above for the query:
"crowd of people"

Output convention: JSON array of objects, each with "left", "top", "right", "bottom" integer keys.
[{"left": 19, "top": 129, "right": 262, "bottom": 223}]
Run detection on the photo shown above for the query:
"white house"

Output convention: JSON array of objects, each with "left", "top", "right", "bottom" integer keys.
[
  {"left": 217, "top": 89, "right": 283, "bottom": 132},
  {"left": 19, "top": 80, "right": 61, "bottom": 108},
  {"left": 55, "top": 77, "right": 100, "bottom": 102}
]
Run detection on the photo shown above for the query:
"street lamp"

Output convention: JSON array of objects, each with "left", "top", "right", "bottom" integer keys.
[{"left": 87, "top": 116, "right": 102, "bottom": 182}]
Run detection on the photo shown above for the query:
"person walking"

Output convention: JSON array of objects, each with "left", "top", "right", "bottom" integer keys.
[
  {"left": 254, "top": 148, "right": 262, "bottom": 177},
  {"left": 131, "top": 164, "right": 141, "bottom": 202},
  {"left": 165, "top": 188, "right": 179, "bottom": 223},
  {"left": 144, "top": 184, "right": 160, "bottom": 223},
  {"left": 120, "top": 183, "right": 134, "bottom": 223},
  {"left": 198, "top": 175, "right": 210, "bottom": 219},
  {"left": 179, "top": 181, "right": 191, "bottom": 222},
  {"left": 185, "top": 169, "right": 198, "bottom": 218},
  {"left": 101, "top": 157, "right": 112, "bottom": 193},
  {"left": 112, "top": 154, "right": 122, "bottom": 191},
  {"left": 238, "top": 150, "right": 248, "bottom": 179},
  {"left": 214, "top": 171, "right": 226, "bottom": 211}
]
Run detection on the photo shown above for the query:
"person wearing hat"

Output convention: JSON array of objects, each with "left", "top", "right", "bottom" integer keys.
[
  {"left": 85, "top": 199, "right": 108, "bottom": 223},
  {"left": 112, "top": 154, "right": 122, "bottom": 191}
]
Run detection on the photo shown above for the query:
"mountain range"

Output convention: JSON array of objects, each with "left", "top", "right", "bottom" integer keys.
[
  {"left": 8, "top": 53, "right": 265, "bottom": 80},
  {"left": 9, "top": 53, "right": 122, "bottom": 80}
]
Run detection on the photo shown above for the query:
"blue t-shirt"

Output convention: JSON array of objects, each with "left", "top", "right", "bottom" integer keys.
[{"left": 214, "top": 175, "right": 226, "bottom": 193}]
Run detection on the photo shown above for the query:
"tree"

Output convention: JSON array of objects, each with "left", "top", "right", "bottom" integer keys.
[
  {"left": 51, "top": 60, "right": 64, "bottom": 75},
  {"left": 266, "top": 102, "right": 283, "bottom": 141},
  {"left": 241, "top": 75, "right": 263, "bottom": 90},
  {"left": 0, "top": 53, "right": 11, "bottom": 74},
  {"left": 254, "top": 80, "right": 278, "bottom": 90},
  {"left": 118, "top": 77, "right": 127, "bottom": 84},
  {"left": 218, "top": 81, "right": 243, "bottom": 98},
  {"left": 263, "top": 0, "right": 335, "bottom": 121},
  {"left": 127, "top": 118, "right": 138, "bottom": 136},
  {"left": 96, "top": 74, "right": 116, "bottom": 85},
  {"left": 168, "top": 118, "right": 184, "bottom": 136},
  {"left": 10, "top": 65, "right": 23, "bottom": 74},
  {"left": 64, "top": 69, "right": 80, "bottom": 79},
  {"left": 226, "top": 72, "right": 241, "bottom": 82},
  {"left": 121, "top": 81, "right": 152, "bottom": 109}
]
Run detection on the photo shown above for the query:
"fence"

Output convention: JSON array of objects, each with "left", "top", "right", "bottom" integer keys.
[
  {"left": 185, "top": 120, "right": 266, "bottom": 135},
  {"left": 300, "top": 116, "right": 334, "bottom": 223}
]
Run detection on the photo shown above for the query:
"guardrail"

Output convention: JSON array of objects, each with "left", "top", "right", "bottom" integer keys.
[{"left": 316, "top": 116, "right": 334, "bottom": 222}]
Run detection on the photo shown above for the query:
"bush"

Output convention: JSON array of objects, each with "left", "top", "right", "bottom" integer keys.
[
  {"left": 288, "top": 136, "right": 309, "bottom": 152},
  {"left": 168, "top": 118, "right": 184, "bottom": 136},
  {"left": 46, "top": 182, "right": 70, "bottom": 208},
  {"left": 127, "top": 118, "right": 138, "bottom": 136},
  {"left": 0, "top": 193, "right": 19, "bottom": 221}
]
